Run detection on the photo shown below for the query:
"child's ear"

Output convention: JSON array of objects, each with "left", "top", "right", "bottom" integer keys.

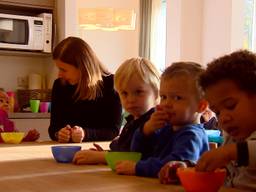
[{"left": 197, "top": 99, "right": 208, "bottom": 113}]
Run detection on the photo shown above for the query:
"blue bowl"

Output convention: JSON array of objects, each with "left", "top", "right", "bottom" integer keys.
[
  {"left": 51, "top": 146, "right": 81, "bottom": 163},
  {"left": 205, "top": 130, "right": 221, "bottom": 137},
  {"left": 205, "top": 130, "right": 223, "bottom": 144}
]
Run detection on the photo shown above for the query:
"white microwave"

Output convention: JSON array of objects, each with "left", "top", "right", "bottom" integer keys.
[{"left": 0, "top": 13, "right": 52, "bottom": 53}]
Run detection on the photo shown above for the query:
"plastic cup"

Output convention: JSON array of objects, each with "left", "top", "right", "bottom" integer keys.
[
  {"left": 30, "top": 99, "right": 40, "bottom": 113},
  {"left": 40, "top": 102, "right": 50, "bottom": 113}
]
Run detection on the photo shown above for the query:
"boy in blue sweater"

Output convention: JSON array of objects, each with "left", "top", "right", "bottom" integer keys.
[{"left": 115, "top": 62, "right": 209, "bottom": 177}]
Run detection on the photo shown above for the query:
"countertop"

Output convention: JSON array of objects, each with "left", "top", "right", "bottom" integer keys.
[{"left": 9, "top": 112, "right": 50, "bottom": 119}]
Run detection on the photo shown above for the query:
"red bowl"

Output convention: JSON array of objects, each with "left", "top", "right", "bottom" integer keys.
[{"left": 177, "top": 167, "right": 226, "bottom": 192}]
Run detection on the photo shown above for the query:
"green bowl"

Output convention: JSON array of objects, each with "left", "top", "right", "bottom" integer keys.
[{"left": 105, "top": 152, "right": 142, "bottom": 171}]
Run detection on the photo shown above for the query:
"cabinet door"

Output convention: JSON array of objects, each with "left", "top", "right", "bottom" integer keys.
[
  {"left": 11, "top": 119, "right": 50, "bottom": 141},
  {"left": 0, "top": 0, "right": 54, "bottom": 9}
]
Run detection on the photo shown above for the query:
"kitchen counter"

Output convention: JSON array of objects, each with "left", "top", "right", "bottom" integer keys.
[{"left": 9, "top": 112, "right": 50, "bottom": 119}]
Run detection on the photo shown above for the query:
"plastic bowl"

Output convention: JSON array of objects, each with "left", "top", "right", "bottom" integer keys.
[
  {"left": 177, "top": 167, "right": 226, "bottom": 192},
  {"left": 205, "top": 130, "right": 221, "bottom": 137},
  {"left": 51, "top": 146, "right": 81, "bottom": 163},
  {"left": 0, "top": 132, "right": 25, "bottom": 144},
  {"left": 105, "top": 152, "right": 142, "bottom": 171},
  {"left": 205, "top": 130, "right": 223, "bottom": 144}
]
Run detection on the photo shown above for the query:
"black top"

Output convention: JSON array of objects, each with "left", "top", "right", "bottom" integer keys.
[
  {"left": 109, "top": 108, "right": 155, "bottom": 151},
  {"left": 48, "top": 75, "right": 122, "bottom": 141}
]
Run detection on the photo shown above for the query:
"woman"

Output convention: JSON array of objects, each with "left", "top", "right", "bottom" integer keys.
[{"left": 48, "top": 37, "right": 122, "bottom": 143}]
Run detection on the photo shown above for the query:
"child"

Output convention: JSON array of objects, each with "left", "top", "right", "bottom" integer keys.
[
  {"left": 201, "top": 107, "right": 218, "bottom": 130},
  {"left": 195, "top": 50, "right": 256, "bottom": 191},
  {"left": 115, "top": 62, "right": 209, "bottom": 177},
  {"left": 73, "top": 57, "right": 160, "bottom": 164},
  {"left": 0, "top": 90, "right": 40, "bottom": 142}
]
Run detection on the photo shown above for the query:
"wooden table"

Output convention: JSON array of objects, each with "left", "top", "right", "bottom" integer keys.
[{"left": 0, "top": 141, "right": 241, "bottom": 192}]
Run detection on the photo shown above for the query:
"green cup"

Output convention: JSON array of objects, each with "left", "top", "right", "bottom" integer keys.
[{"left": 30, "top": 99, "right": 40, "bottom": 113}]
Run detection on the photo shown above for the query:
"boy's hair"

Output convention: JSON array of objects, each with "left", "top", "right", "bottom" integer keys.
[
  {"left": 199, "top": 50, "right": 256, "bottom": 93},
  {"left": 161, "top": 62, "right": 205, "bottom": 99},
  {"left": 114, "top": 58, "right": 160, "bottom": 97}
]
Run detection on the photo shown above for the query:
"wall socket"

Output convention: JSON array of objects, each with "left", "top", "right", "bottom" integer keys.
[{"left": 17, "top": 76, "right": 28, "bottom": 88}]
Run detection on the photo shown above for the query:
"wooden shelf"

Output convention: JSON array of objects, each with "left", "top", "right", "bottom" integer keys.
[
  {"left": 0, "top": 49, "right": 52, "bottom": 57},
  {"left": 9, "top": 112, "right": 50, "bottom": 119},
  {"left": 0, "top": 0, "right": 54, "bottom": 11}
]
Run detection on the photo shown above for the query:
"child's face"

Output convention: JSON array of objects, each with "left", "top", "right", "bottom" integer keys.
[
  {"left": 0, "top": 92, "right": 10, "bottom": 112},
  {"left": 159, "top": 75, "right": 201, "bottom": 126},
  {"left": 118, "top": 74, "right": 157, "bottom": 119},
  {"left": 205, "top": 80, "right": 256, "bottom": 140}
]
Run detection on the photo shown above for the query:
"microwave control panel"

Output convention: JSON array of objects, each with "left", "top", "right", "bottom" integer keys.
[{"left": 33, "top": 20, "right": 44, "bottom": 50}]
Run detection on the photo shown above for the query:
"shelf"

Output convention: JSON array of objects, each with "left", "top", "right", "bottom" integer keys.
[
  {"left": 0, "top": 49, "right": 52, "bottom": 57},
  {"left": 0, "top": 0, "right": 54, "bottom": 12},
  {"left": 9, "top": 112, "right": 50, "bottom": 119}
]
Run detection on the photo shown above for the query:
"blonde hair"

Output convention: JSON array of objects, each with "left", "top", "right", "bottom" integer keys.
[
  {"left": 114, "top": 58, "right": 160, "bottom": 98},
  {"left": 161, "top": 62, "right": 205, "bottom": 99},
  {"left": 53, "top": 36, "right": 109, "bottom": 101}
]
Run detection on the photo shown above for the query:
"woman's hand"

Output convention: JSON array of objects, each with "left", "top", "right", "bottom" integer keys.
[
  {"left": 115, "top": 160, "right": 136, "bottom": 175},
  {"left": 195, "top": 144, "right": 237, "bottom": 172},
  {"left": 73, "top": 150, "right": 106, "bottom": 165},
  {"left": 71, "top": 126, "right": 85, "bottom": 143},
  {"left": 23, "top": 129, "right": 40, "bottom": 141},
  {"left": 57, "top": 125, "right": 72, "bottom": 143}
]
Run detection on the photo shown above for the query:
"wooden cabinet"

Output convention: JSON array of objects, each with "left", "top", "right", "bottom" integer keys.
[
  {"left": 0, "top": 0, "right": 54, "bottom": 10},
  {"left": 9, "top": 113, "right": 51, "bottom": 141}
]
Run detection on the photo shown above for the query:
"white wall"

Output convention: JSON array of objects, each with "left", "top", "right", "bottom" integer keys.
[
  {"left": 78, "top": 0, "right": 139, "bottom": 72},
  {"left": 166, "top": 0, "right": 203, "bottom": 66},
  {"left": 0, "top": 55, "right": 52, "bottom": 91},
  {"left": 56, "top": 0, "right": 139, "bottom": 73},
  {"left": 166, "top": 0, "right": 246, "bottom": 66}
]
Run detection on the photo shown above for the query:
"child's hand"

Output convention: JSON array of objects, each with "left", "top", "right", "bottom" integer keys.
[
  {"left": 73, "top": 150, "right": 106, "bottom": 165},
  {"left": 159, "top": 161, "right": 187, "bottom": 184},
  {"left": 143, "top": 106, "right": 169, "bottom": 135},
  {"left": 196, "top": 144, "right": 236, "bottom": 172},
  {"left": 115, "top": 160, "right": 136, "bottom": 175},
  {"left": 89, "top": 143, "right": 104, "bottom": 151},
  {"left": 23, "top": 129, "right": 40, "bottom": 141},
  {"left": 57, "top": 125, "right": 72, "bottom": 143},
  {"left": 71, "top": 126, "right": 85, "bottom": 143}
]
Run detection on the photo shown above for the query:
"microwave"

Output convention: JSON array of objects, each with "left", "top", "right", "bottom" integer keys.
[{"left": 0, "top": 13, "right": 52, "bottom": 53}]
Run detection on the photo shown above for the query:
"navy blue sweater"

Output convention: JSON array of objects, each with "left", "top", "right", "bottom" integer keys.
[
  {"left": 110, "top": 108, "right": 154, "bottom": 151},
  {"left": 131, "top": 124, "right": 209, "bottom": 177},
  {"left": 48, "top": 75, "right": 122, "bottom": 141}
]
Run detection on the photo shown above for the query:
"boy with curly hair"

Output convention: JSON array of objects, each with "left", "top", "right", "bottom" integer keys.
[{"left": 196, "top": 50, "right": 256, "bottom": 191}]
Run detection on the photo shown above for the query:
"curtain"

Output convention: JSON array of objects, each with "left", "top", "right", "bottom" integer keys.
[{"left": 139, "top": 0, "right": 152, "bottom": 59}]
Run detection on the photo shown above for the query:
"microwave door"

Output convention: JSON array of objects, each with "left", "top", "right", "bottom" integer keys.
[{"left": 0, "top": 17, "right": 30, "bottom": 50}]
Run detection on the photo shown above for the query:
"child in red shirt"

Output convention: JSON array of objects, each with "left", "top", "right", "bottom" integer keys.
[{"left": 0, "top": 90, "right": 40, "bottom": 142}]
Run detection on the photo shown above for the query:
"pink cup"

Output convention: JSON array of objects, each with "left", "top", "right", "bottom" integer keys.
[{"left": 39, "top": 102, "right": 50, "bottom": 113}]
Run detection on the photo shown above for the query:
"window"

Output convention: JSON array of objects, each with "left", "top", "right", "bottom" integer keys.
[
  {"left": 150, "top": 0, "right": 166, "bottom": 71},
  {"left": 244, "top": 0, "right": 255, "bottom": 50}
]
